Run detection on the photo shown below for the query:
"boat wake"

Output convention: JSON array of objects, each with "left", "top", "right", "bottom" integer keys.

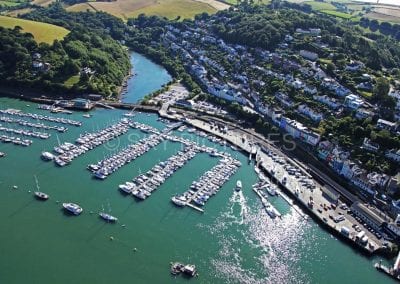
[
  {"left": 229, "top": 190, "right": 248, "bottom": 225},
  {"left": 206, "top": 198, "right": 311, "bottom": 284}
]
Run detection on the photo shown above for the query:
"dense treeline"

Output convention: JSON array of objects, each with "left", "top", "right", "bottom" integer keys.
[
  {"left": 23, "top": 3, "right": 127, "bottom": 40},
  {"left": 0, "top": 3, "right": 130, "bottom": 98},
  {"left": 206, "top": 5, "right": 400, "bottom": 71},
  {"left": 0, "top": 26, "right": 129, "bottom": 97}
]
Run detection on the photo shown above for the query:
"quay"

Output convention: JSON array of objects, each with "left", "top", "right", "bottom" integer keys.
[
  {"left": 3, "top": 88, "right": 395, "bottom": 256},
  {"left": 154, "top": 105, "right": 388, "bottom": 255},
  {"left": 375, "top": 254, "right": 400, "bottom": 281}
]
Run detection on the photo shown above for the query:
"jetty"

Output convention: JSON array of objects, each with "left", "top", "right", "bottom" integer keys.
[
  {"left": 375, "top": 256, "right": 400, "bottom": 281},
  {"left": 0, "top": 116, "right": 68, "bottom": 132},
  {"left": 50, "top": 119, "right": 131, "bottom": 167},
  {"left": 120, "top": 145, "right": 198, "bottom": 200},
  {"left": 0, "top": 108, "right": 82, "bottom": 127},
  {"left": 154, "top": 108, "right": 387, "bottom": 254},
  {"left": 176, "top": 156, "right": 241, "bottom": 212},
  {"left": 88, "top": 134, "right": 164, "bottom": 179}
]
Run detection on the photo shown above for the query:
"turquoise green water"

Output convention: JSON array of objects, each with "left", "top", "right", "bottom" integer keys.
[
  {"left": 121, "top": 52, "right": 172, "bottom": 103},
  {"left": 0, "top": 97, "right": 395, "bottom": 284}
]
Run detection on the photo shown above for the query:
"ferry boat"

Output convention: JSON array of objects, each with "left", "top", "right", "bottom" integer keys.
[
  {"left": 99, "top": 212, "right": 118, "bottom": 222},
  {"left": 235, "top": 180, "right": 242, "bottom": 192},
  {"left": 62, "top": 203, "right": 83, "bottom": 215},
  {"left": 41, "top": 151, "right": 55, "bottom": 161},
  {"left": 34, "top": 191, "right": 49, "bottom": 200},
  {"left": 171, "top": 195, "right": 187, "bottom": 207}
]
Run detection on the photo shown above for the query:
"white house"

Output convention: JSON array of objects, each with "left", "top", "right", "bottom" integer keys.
[
  {"left": 344, "top": 94, "right": 364, "bottom": 109},
  {"left": 376, "top": 119, "right": 396, "bottom": 131},
  {"left": 386, "top": 149, "right": 400, "bottom": 162}
]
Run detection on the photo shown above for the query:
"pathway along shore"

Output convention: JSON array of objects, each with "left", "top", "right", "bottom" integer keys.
[{"left": 0, "top": 92, "right": 394, "bottom": 256}]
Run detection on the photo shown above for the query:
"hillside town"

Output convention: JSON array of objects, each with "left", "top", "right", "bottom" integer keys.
[{"left": 150, "top": 14, "right": 400, "bottom": 224}]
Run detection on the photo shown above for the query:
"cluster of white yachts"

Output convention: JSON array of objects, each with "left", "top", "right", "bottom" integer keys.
[
  {"left": 0, "top": 135, "right": 32, "bottom": 146},
  {"left": 172, "top": 155, "right": 241, "bottom": 208},
  {"left": 119, "top": 146, "right": 198, "bottom": 200},
  {"left": 0, "top": 125, "right": 50, "bottom": 139},
  {"left": 0, "top": 108, "right": 81, "bottom": 126},
  {"left": 88, "top": 134, "right": 164, "bottom": 179},
  {"left": 0, "top": 116, "right": 68, "bottom": 132},
  {"left": 42, "top": 120, "right": 130, "bottom": 166}
]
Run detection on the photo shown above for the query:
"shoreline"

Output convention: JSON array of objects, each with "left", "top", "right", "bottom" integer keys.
[
  {"left": 156, "top": 105, "right": 394, "bottom": 257},
  {"left": 0, "top": 88, "right": 395, "bottom": 258}
]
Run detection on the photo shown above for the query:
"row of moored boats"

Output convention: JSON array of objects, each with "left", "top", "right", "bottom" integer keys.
[
  {"left": 0, "top": 116, "right": 68, "bottom": 132},
  {"left": 42, "top": 120, "right": 131, "bottom": 166},
  {"left": 0, "top": 108, "right": 82, "bottom": 126},
  {"left": 0, "top": 125, "right": 51, "bottom": 139},
  {"left": 88, "top": 134, "right": 164, "bottom": 179},
  {"left": 0, "top": 135, "right": 32, "bottom": 146},
  {"left": 172, "top": 156, "right": 241, "bottom": 208},
  {"left": 119, "top": 146, "right": 199, "bottom": 200}
]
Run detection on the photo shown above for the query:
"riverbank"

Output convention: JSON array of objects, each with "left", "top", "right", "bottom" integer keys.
[
  {"left": 0, "top": 94, "right": 396, "bottom": 283},
  {"left": 153, "top": 100, "right": 395, "bottom": 257}
]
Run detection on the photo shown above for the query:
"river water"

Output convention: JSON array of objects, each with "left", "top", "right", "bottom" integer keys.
[
  {"left": 0, "top": 53, "right": 395, "bottom": 283},
  {"left": 121, "top": 52, "right": 172, "bottom": 103}
]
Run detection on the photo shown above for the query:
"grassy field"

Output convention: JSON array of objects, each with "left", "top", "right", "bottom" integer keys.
[
  {"left": 127, "top": 0, "right": 217, "bottom": 19},
  {"left": 0, "top": 16, "right": 69, "bottom": 43},
  {"left": 5, "top": 7, "right": 34, "bottom": 16},
  {"left": 31, "top": 0, "right": 55, "bottom": 6},
  {"left": 63, "top": 75, "right": 80, "bottom": 87},
  {"left": 365, "top": 11, "right": 400, "bottom": 23},
  {"left": 67, "top": 0, "right": 223, "bottom": 20},
  {"left": 301, "top": 1, "right": 336, "bottom": 10},
  {"left": 321, "top": 9, "right": 354, "bottom": 19}
]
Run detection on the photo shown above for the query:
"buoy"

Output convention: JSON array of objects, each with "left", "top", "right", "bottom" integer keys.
[
  {"left": 133, "top": 248, "right": 137, "bottom": 252},
  {"left": 56, "top": 201, "right": 60, "bottom": 203},
  {"left": 13, "top": 185, "right": 18, "bottom": 189},
  {"left": 90, "top": 211, "right": 94, "bottom": 214},
  {"left": 110, "top": 236, "right": 114, "bottom": 241},
  {"left": 122, "top": 224, "right": 126, "bottom": 228},
  {"left": 28, "top": 190, "right": 31, "bottom": 193}
]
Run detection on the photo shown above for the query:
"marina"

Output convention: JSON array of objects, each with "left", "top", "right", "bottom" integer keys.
[
  {"left": 0, "top": 134, "right": 32, "bottom": 146},
  {"left": 0, "top": 116, "right": 68, "bottom": 132},
  {"left": 88, "top": 134, "right": 164, "bottom": 179},
  {"left": 49, "top": 120, "right": 130, "bottom": 167},
  {"left": 0, "top": 108, "right": 82, "bottom": 127},
  {"left": 175, "top": 156, "right": 241, "bottom": 212},
  {"left": 0, "top": 52, "right": 396, "bottom": 284},
  {"left": 122, "top": 146, "right": 198, "bottom": 199},
  {"left": 0, "top": 125, "right": 51, "bottom": 139}
]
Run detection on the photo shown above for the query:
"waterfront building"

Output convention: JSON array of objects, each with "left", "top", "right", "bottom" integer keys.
[{"left": 351, "top": 202, "right": 386, "bottom": 232}]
